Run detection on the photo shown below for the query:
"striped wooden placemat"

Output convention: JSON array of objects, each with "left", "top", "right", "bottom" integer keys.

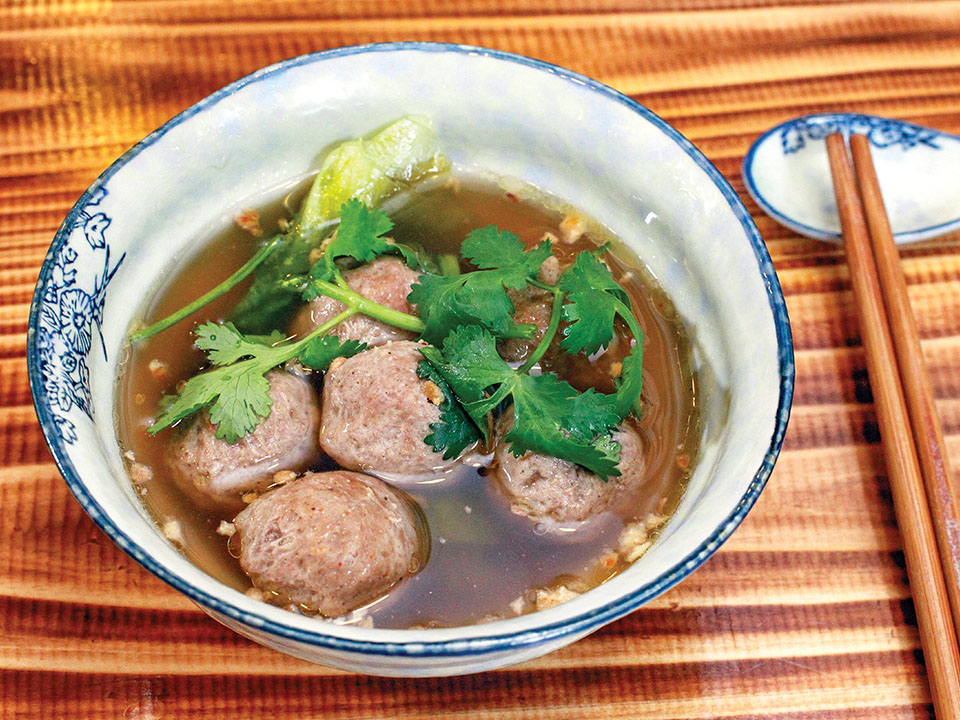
[{"left": 4, "top": 1, "right": 960, "bottom": 717}]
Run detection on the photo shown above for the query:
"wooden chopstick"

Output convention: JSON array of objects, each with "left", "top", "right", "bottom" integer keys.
[
  {"left": 825, "top": 133, "right": 960, "bottom": 719},
  {"left": 849, "top": 133, "right": 960, "bottom": 636}
]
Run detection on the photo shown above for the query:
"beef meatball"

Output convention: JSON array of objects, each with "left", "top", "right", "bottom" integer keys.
[
  {"left": 320, "top": 341, "right": 458, "bottom": 474},
  {"left": 234, "top": 471, "right": 424, "bottom": 616},
  {"left": 492, "top": 419, "right": 646, "bottom": 523},
  {"left": 499, "top": 255, "right": 561, "bottom": 363},
  {"left": 168, "top": 369, "right": 320, "bottom": 508},
  {"left": 290, "top": 256, "right": 419, "bottom": 346},
  {"left": 499, "top": 286, "right": 554, "bottom": 362}
]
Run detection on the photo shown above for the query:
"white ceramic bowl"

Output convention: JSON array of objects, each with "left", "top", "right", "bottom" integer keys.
[{"left": 28, "top": 43, "right": 793, "bottom": 677}]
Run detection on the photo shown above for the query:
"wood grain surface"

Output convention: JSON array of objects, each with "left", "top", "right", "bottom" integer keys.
[{"left": 3, "top": 1, "right": 960, "bottom": 717}]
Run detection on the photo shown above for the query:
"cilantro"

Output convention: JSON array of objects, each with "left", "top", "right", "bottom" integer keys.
[
  {"left": 306, "top": 199, "right": 394, "bottom": 285},
  {"left": 461, "top": 226, "right": 553, "bottom": 285},
  {"left": 614, "top": 341, "right": 644, "bottom": 417},
  {"left": 299, "top": 335, "right": 367, "bottom": 370},
  {"left": 328, "top": 198, "right": 394, "bottom": 262},
  {"left": 133, "top": 118, "right": 447, "bottom": 342},
  {"left": 229, "top": 231, "right": 315, "bottom": 334},
  {"left": 558, "top": 250, "right": 630, "bottom": 355},
  {"left": 408, "top": 227, "right": 551, "bottom": 344},
  {"left": 296, "top": 204, "right": 427, "bottom": 333},
  {"left": 559, "top": 251, "right": 645, "bottom": 417},
  {"left": 149, "top": 316, "right": 364, "bottom": 442},
  {"left": 389, "top": 241, "right": 440, "bottom": 275},
  {"left": 416, "top": 359, "right": 482, "bottom": 459},
  {"left": 306, "top": 200, "right": 435, "bottom": 294},
  {"left": 420, "top": 325, "right": 623, "bottom": 478},
  {"left": 194, "top": 322, "right": 277, "bottom": 366}
]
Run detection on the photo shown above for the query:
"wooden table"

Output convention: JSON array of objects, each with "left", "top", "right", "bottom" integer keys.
[{"left": 3, "top": 1, "right": 960, "bottom": 717}]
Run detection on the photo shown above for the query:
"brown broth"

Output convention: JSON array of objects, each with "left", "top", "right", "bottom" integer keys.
[{"left": 116, "top": 175, "right": 700, "bottom": 628}]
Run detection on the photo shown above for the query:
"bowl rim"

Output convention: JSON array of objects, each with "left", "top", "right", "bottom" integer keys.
[{"left": 27, "top": 41, "right": 795, "bottom": 657}]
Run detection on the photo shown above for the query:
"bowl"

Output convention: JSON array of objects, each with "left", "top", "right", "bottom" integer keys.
[{"left": 28, "top": 42, "right": 794, "bottom": 677}]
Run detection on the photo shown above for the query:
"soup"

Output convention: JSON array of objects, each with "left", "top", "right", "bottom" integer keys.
[{"left": 116, "top": 120, "right": 699, "bottom": 629}]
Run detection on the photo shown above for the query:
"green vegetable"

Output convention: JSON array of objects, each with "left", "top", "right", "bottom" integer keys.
[
  {"left": 131, "top": 116, "right": 448, "bottom": 340},
  {"left": 148, "top": 318, "right": 365, "bottom": 442},
  {"left": 229, "top": 229, "right": 316, "bottom": 334},
  {"left": 299, "top": 204, "right": 427, "bottom": 333},
  {"left": 420, "top": 325, "right": 623, "bottom": 478},
  {"left": 130, "top": 236, "right": 284, "bottom": 343},
  {"left": 325, "top": 198, "right": 395, "bottom": 263},
  {"left": 299, "top": 115, "right": 448, "bottom": 234},
  {"left": 559, "top": 250, "right": 645, "bottom": 416},
  {"left": 416, "top": 359, "right": 482, "bottom": 459},
  {"left": 307, "top": 199, "right": 430, "bottom": 284},
  {"left": 438, "top": 254, "right": 461, "bottom": 277},
  {"left": 302, "top": 276, "right": 426, "bottom": 333},
  {"left": 298, "top": 335, "right": 367, "bottom": 371},
  {"left": 408, "top": 226, "right": 552, "bottom": 344}
]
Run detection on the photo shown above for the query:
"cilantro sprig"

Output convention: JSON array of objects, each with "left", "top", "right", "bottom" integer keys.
[
  {"left": 298, "top": 201, "right": 435, "bottom": 336},
  {"left": 408, "top": 226, "right": 552, "bottom": 344},
  {"left": 421, "top": 326, "right": 622, "bottom": 478},
  {"left": 559, "top": 250, "right": 645, "bottom": 417},
  {"left": 307, "top": 199, "right": 432, "bottom": 285},
  {"left": 149, "top": 317, "right": 365, "bottom": 442},
  {"left": 416, "top": 359, "right": 483, "bottom": 459}
]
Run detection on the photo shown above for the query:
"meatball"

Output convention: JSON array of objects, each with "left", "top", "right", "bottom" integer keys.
[
  {"left": 499, "top": 286, "right": 554, "bottom": 362},
  {"left": 290, "top": 256, "right": 419, "bottom": 346},
  {"left": 499, "top": 255, "right": 561, "bottom": 363},
  {"left": 234, "top": 471, "right": 423, "bottom": 616},
  {"left": 168, "top": 369, "right": 320, "bottom": 508},
  {"left": 320, "top": 341, "right": 457, "bottom": 474},
  {"left": 492, "top": 419, "right": 646, "bottom": 523}
]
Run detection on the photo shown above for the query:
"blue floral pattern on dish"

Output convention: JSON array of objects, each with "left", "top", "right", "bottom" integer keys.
[
  {"left": 36, "top": 187, "right": 125, "bottom": 444},
  {"left": 780, "top": 113, "right": 941, "bottom": 154}
]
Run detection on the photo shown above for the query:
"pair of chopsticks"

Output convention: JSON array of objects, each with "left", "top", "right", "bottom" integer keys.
[{"left": 826, "top": 133, "right": 960, "bottom": 718}]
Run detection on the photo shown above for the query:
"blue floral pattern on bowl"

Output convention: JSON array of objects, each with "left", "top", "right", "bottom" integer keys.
[{"left": 35, "top": 187, "right": 125, "bottom": 444}]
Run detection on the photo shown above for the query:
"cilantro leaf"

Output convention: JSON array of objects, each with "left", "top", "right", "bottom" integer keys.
[
  {"left": 506, "top": 374, "right": 622, "bottom": 479},
  {"left": 614, "top": 340, "right": 645, "bottom": 418},
  {"left": 230, "top": 232, "right": 314, "bottom": 334},
  {"left": 149, "top": 324, "right": 366, "bottom": 442},
  {"left": 408, "top": 229, "right": 550, "bottom": 344},
  {"left": 327, "top": 198, "right": 394, "bottom": 263},
  {"left": 195, "top": 321, "right": 275, "bottom": 366},
  {"left": 419, "top": 326, "right": 507, "bottom": 443},
  {"left": 558, "top": 250, "right": 645, "bottom": 416},
  {"left": 206, "top": 367, "right": 274, "bottom": 443},
  {"left": 298, "top": 335, "right": 366, "bottom": 370},
  {"left": 389, "top": 240, "right": 439, "bottom": 274},
  {"left": 558, "top": 250, "right": 630, "bottom": 355},
  {"left": 461, "top": 226, "right": 552, "bottom": 289},
  {"left": 150, "top": 368, "right": 229, "bottom": 435},
  {"left": 416, "top": 359, "right": 482, "bottom": 459},
  {"left": 304, "top": 200, "right": 436, "bottom": 296},
  {"left": 421, "top": 325, "right": 622, "bottom": 478},
  {"left": 409, "top": 272, "right": 524, "bottom": 344}
]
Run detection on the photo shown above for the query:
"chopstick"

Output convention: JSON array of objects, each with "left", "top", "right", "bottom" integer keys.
[
  {"left": 849, "top": 133, "right": 960, "bottom": 634},
  {"left": 825, "top": 133, "right": 960, "bottom": 719}
]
